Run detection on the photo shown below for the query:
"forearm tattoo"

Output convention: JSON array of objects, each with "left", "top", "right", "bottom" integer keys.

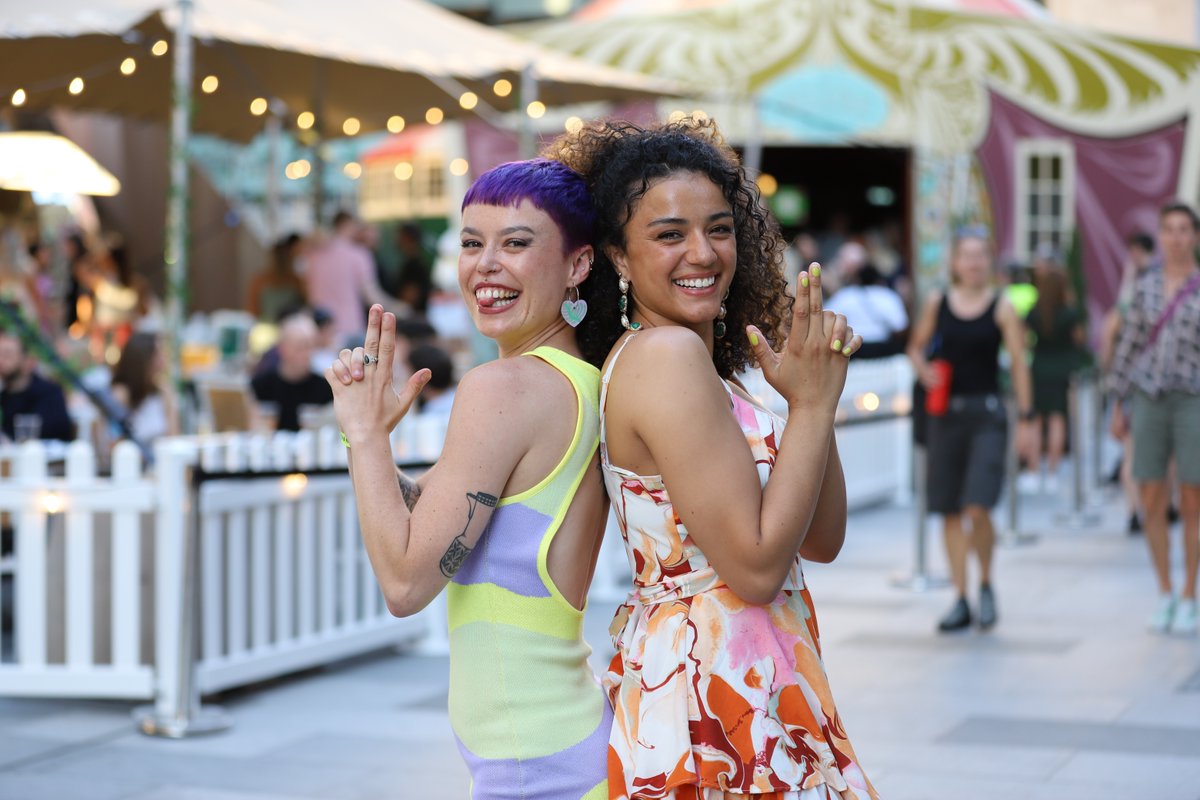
[
  {"left": 438, "top": 490, "right": 498, "bottom": 578},
  {"left": 396, "top": 469, "right": 422, "bottom": 511}
]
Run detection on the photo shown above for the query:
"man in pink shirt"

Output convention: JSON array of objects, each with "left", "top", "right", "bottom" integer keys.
[{"left": 304, "top": 211, "right": 410, "bottom": 344}]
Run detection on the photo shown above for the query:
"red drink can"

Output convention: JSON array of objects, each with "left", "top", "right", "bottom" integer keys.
[{"left": 924, "top": 359, "right": 953, "bottom": 417}]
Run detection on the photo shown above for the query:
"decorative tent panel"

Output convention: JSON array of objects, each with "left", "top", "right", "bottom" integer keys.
[{"left": 526, "top": 0, "right": 1200, "bottom": 151}]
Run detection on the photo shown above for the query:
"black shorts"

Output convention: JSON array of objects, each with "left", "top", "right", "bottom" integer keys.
[{"left": 926, "top": 394, "right": 1008, "bottom": 514}]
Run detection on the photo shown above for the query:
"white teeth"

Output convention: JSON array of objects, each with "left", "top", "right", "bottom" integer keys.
[
  {"left": 476, "top": 287, "right": 518, "bottom": 300},
  {"left": 674, "top": 276, "right": 716, "bottom": 289}
]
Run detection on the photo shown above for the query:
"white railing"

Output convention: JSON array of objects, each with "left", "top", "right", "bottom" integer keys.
[
  {"left": 0, "top": 441, "right": 157, "bottom": 698},
  {"left": 0, "top": 431, "right": 427, "bottom": 720}
]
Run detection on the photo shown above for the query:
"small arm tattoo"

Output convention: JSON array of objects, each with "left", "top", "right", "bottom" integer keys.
[
  {"left": 396, "top": 468, "right": 422, "bottom": 511},
  {"left": 438, "top": 490, "right": 498, "bottom": 579}
]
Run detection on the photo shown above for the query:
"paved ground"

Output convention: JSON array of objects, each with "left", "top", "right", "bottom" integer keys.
[{"left": 2, "top": 479, "right": 1199, "bottom": 800}]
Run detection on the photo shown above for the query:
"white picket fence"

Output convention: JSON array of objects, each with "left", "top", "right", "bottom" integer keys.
[
  {"left": 0, "top": 430, "right": 428, "bottom": 721},
  {"left": 0, "top": 358, "right": 914, "bottom": 717}
]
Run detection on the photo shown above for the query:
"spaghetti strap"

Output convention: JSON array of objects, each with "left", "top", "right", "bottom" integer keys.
[{"left": 599, "top": 333, "right": 639, "bottom": 453}]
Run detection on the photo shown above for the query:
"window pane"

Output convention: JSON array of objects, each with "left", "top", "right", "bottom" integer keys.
[
  {"left": 1030, "top": 195, "right": 1040, "bottom": 215},
  {"left": 1029, "top": 157, "right": 1040, "bottom": 180},
  {"left": 1050, "top": 194, "right": 1062, "bottom": 217},
  {"left": 1050, "top": 156, "right": 1062, "bottom": 181}
]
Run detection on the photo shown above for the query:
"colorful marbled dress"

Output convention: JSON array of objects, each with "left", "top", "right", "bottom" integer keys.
[
  {"left": 600, "top": 336, "right": 878, "bottom": 800},
  {"left": 447, "top": 346, "right": 611, "bottom": 800}
]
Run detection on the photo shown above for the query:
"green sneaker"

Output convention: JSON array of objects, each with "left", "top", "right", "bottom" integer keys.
[{"left": 1149, "top": 595, "right": 1176, "bottom": 633}]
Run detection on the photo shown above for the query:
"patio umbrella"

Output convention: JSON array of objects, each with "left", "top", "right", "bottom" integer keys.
[
  {"left": 1, "top": 0, "right": 676, "bottom": 141},
  {"left": 1, "top": 0, "right": 677, "bottom": 403},
  {"left": 0, "top": 132, "right": 121, "bottom": 196}
]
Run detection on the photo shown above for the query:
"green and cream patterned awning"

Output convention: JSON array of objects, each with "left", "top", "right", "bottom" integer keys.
[{"left": 523, "top": 0, "right": 1200, "bottom": 150}]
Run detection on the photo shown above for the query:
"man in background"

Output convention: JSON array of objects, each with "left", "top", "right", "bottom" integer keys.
[
  {"left": 251, "top": 313, "right": 332, "bottom": 432},
  {"left": 0, "top": 329, "right": 73, "bottom": 442}
]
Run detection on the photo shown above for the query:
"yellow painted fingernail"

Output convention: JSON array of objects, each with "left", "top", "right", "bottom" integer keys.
[
  {"left": 812, "top": 265, "right": 821, "bottom": 278},
  {"left": 832, "top": 339, "right": 842, "bottom": 351},
  {"left": 801, "top": 276, "right": 809, "bottom": 288},
  {"left": 749, "top": 331, "right": 759, "bottom": 346},
  {"left": 843, "top": 346, "right": 853, "bottom": 356}
]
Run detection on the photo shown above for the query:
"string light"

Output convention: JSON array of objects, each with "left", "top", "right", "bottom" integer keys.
[
  {"left": 756, "top": 173, "right": 779, "bottom": 197},
  {"left": 250, "top": 97, "right": 268, "bottom": 116},
  {"left": 459, "top": 91, "right": 478, "bottom": 110},
  {"left": 280, "top": 473, "right": 308, "bottom": 499},
  {"left": 152, "top": 39, "right": 169, "bottom": 56},
  {"left": 493, "top": 79, "right": 512, "bottom": 97},
  {"left": 449, "top": 158, "right": 469, "bottom": 176},
  {"left": 343, "top": 162, "right": 362, "bottom": 180},
  {"left": 692, "top": 109, "right": 709, "bottom": 120},
  {"left": 668, "top": 110, "right": 686, "bottom": 122},
  {"left": 342, "top": 117, "right": 361, "bottom": 136},
  {"left": 201, "top": 75, "right": 219, "bottom": 93},
  {"left": 564, "top": 116, "right": 583, "bottom": 134},
  {"left": 526, "top": 101, "right": 546, "bottom": 119},
  {"left": 285, "top": 159, "right": 312, "bottom": 180},
  {"left": 11, "top": 89, "right": 26, "bottom": 107},
  {"left": 394, "top": 162, "right": 413, "bottom": 180},
  {"left": 297, "top": 111, "right": 314, "bottom": 130},
  {"left": 120, "top": 57, "right": 137, "bottom": 75},
  {"left": 387, "top": 115, "right": 405, "bottom": 134},
  {"left": 68, "top": 77, "right": 85, "bottom": 95},
  {"left": 425, "top": 107, "right": 444, "bottom": 125},
  {"left": 41, "top": 492, "right": 65, "bottom": 514}
]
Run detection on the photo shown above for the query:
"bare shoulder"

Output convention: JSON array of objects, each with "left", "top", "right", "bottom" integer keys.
[
  {"left": 616, "top": 326, "right": 712, "bottom": 376},
  {"left": 454, "top": 356, "right": 571, "bottom": 422},
  {"left": 920, "top": 290, "right": 944, "bottom": 316},
  {"left": 610, "top": 327, "right": 726, "bottom": 414},
  {"left": 993, "top": 291, "right": 1018, "bottom": 324}
]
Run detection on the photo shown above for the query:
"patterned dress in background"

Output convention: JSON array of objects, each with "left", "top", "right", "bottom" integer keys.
[{"left": 600, "top": 337, "right": 878, "bottom": 800}]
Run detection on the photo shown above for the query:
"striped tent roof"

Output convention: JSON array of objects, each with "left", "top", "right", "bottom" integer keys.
[{"left": 525, "top": 0, "right": 1200, "bottom": 150}]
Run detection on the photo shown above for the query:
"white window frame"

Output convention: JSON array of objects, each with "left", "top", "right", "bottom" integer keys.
[
  {"left": 1013, "top": 138, "right": 1076, "bottom": 262},
  {"left": 359, "top": 152, "right": 451, "bottom": 221}
]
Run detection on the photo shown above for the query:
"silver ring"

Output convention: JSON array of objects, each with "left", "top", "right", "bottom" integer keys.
[{"left": 362, "top": 353, "right": 378, "bottom": 366}]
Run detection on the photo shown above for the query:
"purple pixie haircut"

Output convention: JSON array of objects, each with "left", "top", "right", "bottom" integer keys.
[{"left": 462, "top": 158, "right": 596, "bottom": 254}]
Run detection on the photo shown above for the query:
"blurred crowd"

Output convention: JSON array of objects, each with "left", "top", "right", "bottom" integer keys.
[{"left": 0, "top": 209, "right": 465, "bottom": 462}]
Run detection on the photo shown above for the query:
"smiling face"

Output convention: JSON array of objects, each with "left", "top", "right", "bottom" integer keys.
[
  {"left": 610, "top": 171, "right": 736, "bottom": 337},
  {"left": 950, "top": 236, "right": 992, "bottom": 290},
  {"left": 458, "top": 200, "right": 589, "bottom": 354}
]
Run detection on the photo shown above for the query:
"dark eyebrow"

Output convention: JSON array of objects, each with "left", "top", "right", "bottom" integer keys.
[
  {"left": 459, "top": 225, "right": 537, "bottom": 237},
  {"left": 647, "top": 211, "right": 734, "bottom": 226}
]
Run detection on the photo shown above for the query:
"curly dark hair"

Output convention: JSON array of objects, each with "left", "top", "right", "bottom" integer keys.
[{"left": 544, "top": 117, "right": 791, "bottom": 379}]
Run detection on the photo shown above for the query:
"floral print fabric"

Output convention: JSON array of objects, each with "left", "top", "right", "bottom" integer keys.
[{"left": 600, "top": 370, "right": 877, "bottom": 800}]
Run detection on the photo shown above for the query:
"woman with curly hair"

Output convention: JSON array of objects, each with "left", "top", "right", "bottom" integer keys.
[{"left": 547, "top": 119, "right": 877, "bottom": 800}]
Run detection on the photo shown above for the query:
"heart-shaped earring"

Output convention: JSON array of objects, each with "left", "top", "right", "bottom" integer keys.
[{"left": 561, "top": 285, "right": 587, "bottom": 327}]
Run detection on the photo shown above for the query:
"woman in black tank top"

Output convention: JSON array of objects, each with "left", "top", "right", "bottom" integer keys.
[{"left": 907, "top": 233, "right": 1034, "bottom": 633}]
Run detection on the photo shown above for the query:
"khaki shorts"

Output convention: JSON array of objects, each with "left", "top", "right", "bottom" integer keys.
[{"left": 1130, "top": 390, "right": 1200, "bottom": 484}]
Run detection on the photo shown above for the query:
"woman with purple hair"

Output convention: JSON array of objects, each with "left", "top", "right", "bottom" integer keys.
[{"left": 327, "top": 159, "right": 611, "bottom": 798}]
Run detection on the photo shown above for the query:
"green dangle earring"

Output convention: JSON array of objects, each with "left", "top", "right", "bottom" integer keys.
[{"left": 619, "top": 276, "right": 641, "bottom": 331}]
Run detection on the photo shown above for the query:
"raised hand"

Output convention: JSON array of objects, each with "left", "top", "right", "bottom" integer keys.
[
  {"left": 326, "top": 304, "right": 430, "bottom": 444},
  {"left": 746, "top": 263, "right": 861, "bottom": 416}
]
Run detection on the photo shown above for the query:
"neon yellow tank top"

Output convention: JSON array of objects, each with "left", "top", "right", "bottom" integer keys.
[{"left": 445, "top": 346, "right": 609, "bottom": 800}]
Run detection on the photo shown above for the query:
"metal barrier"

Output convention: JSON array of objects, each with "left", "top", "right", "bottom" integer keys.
[
  {"left": 1000, "top": 397, "right": 1037, "bottom": 547},
  {"left": 891, "top": 444, "right": 948, "bottom": 591},
  {"left": 1055, "top": 372, "right": 1102, "bottom": 528}
]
